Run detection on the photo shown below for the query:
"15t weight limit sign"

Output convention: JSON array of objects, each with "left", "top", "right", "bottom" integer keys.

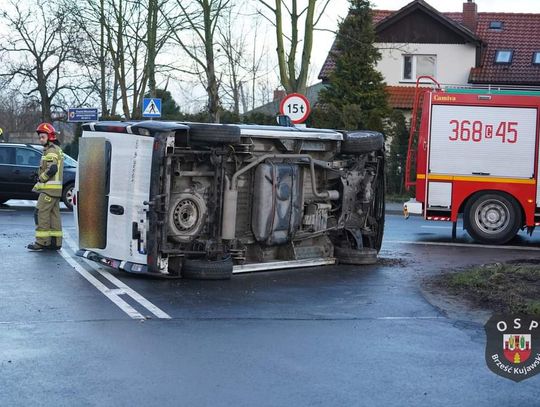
[{"left": 279, "top": 93, "right": 311, "bottom": 124}]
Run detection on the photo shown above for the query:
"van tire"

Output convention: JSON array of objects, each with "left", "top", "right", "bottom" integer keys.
[
  {"left": 335, "top": 246, "right": 378, "bottom": 265},
  {"left": 189, "top": 124, "right": 241, "bottom": 145},
  {"left": 464, "top": 192, "right": 522, "bottom": 245},
  {"left": 182, "top": 256, "right": 233, "bottom": 280},
  {"left": 342, "top": 131, "right": 384, "bottom": 154},
  {"left": 363, "top": 154, "right": 385, "bottom": 252}
]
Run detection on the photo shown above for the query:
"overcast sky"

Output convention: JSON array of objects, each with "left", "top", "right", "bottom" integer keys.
[{"left": 311, "top": 0, "right": 540, "bottom": 81}]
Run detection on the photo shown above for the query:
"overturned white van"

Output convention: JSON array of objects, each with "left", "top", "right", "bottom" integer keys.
[{"left": 74, "top": 121, "right": 385, "bottom": 279}]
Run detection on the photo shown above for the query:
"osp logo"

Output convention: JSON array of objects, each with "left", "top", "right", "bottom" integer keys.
[{"left": 485, "top": 315, "right": 540, "bottom": 382}]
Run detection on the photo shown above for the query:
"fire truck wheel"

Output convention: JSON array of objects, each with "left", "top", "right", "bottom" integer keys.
[
  {"left": 188, "top": 124, "right": 241, "bottom": 145},
  {"left": 182, "top": 256, "right": 233, "bottom": 280},
  {"left": 335, "top": 246, "right": 378, "bottom": 265},
  {"left": 464, "top": 192, "right": 522, "bottom": 245},
  {"left": 341, "top": 131, "right": 384, "bottom": 154}
]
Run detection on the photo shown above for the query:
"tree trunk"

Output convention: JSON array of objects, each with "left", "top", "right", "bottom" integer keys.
[
  {"left": 296, "top": 0, "right": 316, "bottom": 95},
  {"left": 263, "top": 0, "right": 323, "bottom": 94},
  {"left": 146, "top": 0, "right": 158, "bottom": 98},
  {"left": 36, "top": 62, "right": 52, "bottom": 123},
  {"left": 99, "top": 0, "right": 108, "bottom": 117},
  {"left": 203, "top": 0, "right": 220, "bottom": 123},
  {"left": 274, "top": 0, "right": 290, "bottom": 93}
]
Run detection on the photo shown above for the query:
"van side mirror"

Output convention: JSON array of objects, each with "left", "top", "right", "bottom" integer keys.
[{"left": 277, "top": 115, "right": 293, "bottom": 127}]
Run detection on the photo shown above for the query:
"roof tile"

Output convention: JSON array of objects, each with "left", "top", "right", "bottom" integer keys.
[{"left": 387, "top": 86, "right": 428, "bottom": 109}]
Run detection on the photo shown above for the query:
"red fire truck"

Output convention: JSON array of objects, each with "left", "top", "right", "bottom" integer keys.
[{"left": 404, "top": 77, "right": 540, "bottom": 244}]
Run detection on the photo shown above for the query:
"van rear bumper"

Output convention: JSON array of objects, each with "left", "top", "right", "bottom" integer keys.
[{"left": 76, "top": 249, "right": 150, "bottom": 275}]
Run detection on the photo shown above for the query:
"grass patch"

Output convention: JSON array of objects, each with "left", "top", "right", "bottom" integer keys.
[{"left": 433, "top": 262, "right": 540, "bottom": 316}]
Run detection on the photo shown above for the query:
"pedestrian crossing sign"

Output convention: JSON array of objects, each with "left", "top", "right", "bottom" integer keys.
[{"left": 142, "top": 98, "right": 162, "bottom": 118}]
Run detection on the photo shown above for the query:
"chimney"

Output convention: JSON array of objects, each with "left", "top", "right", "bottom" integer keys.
[
  {"left": 273, "top": 89, "right": 286, "bottom": 101},
  {"left": 462, "top": 0, "right": 478, "bottom": 32}
]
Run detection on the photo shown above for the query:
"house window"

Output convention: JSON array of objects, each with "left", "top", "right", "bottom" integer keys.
[
  {"left": 489, "top": 21, "right": 503, "bottom": 30},
  {"left": 495, "top": 50, "right": 513, "bottom": 64},
  {"left": 533, "top": 52, "right": 540, "bottom": 65},
  {"left": 402, "top": 55, "right": 436, "bottom": 81}
]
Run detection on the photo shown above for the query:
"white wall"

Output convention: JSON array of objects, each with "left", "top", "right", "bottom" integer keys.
[{"left": 375, "top": 43, "right": 477, "bottom": 86}]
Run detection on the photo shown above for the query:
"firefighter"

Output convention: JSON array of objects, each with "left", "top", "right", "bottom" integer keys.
[{"left": 27, "top": 123, "right": 64, "bottom": 251}]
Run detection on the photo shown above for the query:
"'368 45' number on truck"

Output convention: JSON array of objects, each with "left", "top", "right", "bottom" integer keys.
[{"left": 449, "top": 120, "right": 518, "bottom": 143}]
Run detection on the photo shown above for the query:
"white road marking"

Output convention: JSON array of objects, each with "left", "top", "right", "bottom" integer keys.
[
  {"left": 1, "top": 199, "right": 67, "bottom": 209},
  {"left": 95, "top": 269, "right": 172, "bottom": 319},
  {"left": 376, "top": 316, "right": 444, "bottom": 320},
  {"left": 58, "top": 248, "right": 146, "bottom": 320},
  {"left": 61, "top": 233, "right": 172, "bottom": 320},
  {"left": 386, "top": 240, "right": 540, "bottom": 251}
]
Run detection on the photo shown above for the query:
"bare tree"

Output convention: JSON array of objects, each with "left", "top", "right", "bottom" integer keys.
[
  {"left": 218, "top": 5, "right": 271, "bottom": 115},
  {"left": 218, "top": 9, "right": 244, "bottom": 115},
  {"left": 258, "top": 0, "right": 330, "bottom": 94},
  {"left": 0, "top": 89, "right": 42, "bottom": 134},
  {"left": 164, "top": 0, "right": 232, "bottom": 123},
  {"left": 71, "top": 0, "right": 178, "bottom": 119},
  {"left": 0, "top": 0, "right": 83, "bottom": 123}
]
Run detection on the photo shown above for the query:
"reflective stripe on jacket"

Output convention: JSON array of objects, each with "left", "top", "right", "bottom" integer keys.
[{"left": 33, "top": 143, "right": 64, "bottom": 198}]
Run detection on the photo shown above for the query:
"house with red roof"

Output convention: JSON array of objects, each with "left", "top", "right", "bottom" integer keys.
[{"left": 319, "top": 0, "right": 540, "bottom": 110}]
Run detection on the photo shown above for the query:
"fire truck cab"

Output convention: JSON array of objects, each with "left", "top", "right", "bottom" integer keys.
[{"left": 405, "top": 79, "right": 540, "bottom": 244}]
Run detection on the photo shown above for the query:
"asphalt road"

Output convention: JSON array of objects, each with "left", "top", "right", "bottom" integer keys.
[{"left": 1, "top": 200, "right": 539, "bottom": 406}]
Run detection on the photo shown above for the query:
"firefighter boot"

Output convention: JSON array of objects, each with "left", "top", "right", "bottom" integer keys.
[{"left": 27, "top": 242, "right": 45, "bottom": 251}]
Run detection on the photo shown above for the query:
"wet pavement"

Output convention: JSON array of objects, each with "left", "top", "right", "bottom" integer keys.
[{"left": 1, "top": 201, "right": 539, "bottom": 406}]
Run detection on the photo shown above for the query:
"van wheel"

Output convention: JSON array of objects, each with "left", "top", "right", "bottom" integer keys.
[
  {"left": 464, "top": 192, "right": 522, "bottom": 244},
  {"left": 62, "top": 183, "right": 74, "bottom": 211},
  {"left": 182, "top": 256, "right": 233, "bottom": 280},
  {"left": 341, "top": 131, "right": 384, "bottom": 154},
  {"left": 188, "top": 124, "right": 241, "bottom": 145},
  {"left": 334, "top": 246, "right": 378, "bottom": 265},
  {"left": 363, "top": 154, "right": 385, "bottom": 252}
]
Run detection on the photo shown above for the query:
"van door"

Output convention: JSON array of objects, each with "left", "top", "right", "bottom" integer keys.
[{"left": 75, "top": 131, "right": 154, "bottom": 265}]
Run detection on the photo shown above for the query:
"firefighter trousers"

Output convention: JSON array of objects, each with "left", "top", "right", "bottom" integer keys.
[{"left": 34, "top": 193, "right": 63, "bottom": 247}]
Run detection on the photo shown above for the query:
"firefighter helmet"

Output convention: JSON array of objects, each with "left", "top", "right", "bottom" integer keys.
[{"left": 36, "top": 123, "right": 57, "bottom": 141}]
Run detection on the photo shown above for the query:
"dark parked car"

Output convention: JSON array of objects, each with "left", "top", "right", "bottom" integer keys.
[{"left": 0, "top": 143, "right": 77, "bottom": 210}]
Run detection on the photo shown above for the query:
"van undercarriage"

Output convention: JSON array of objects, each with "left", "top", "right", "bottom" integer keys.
[
  {"left": 76, "top": 122, "right": 385, "bottom": 279},
  {"left": 146, "top": 125, "right": 385, "bottom": 278}
]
